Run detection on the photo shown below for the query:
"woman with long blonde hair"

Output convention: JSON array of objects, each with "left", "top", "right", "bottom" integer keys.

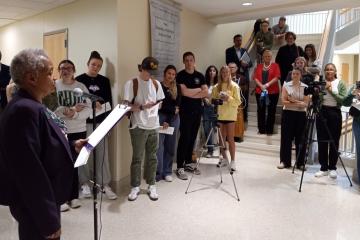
[{"left": 211, "top": 66, "right": 241, "bottom": 171}]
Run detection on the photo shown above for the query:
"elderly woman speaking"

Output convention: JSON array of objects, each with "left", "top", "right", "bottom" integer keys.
[{"left": 0, "top": 49, "right": 86, "bottom": 240}]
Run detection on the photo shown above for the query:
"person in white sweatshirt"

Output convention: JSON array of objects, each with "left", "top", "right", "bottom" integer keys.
[{"left": 55, "top": 59, "right": 91, "bottom": 212}]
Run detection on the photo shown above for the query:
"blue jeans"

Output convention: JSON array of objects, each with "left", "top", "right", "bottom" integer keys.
[
  {"left": 156, "top": 113, "right": 180, "bottom": 180},
  {"left": 203, "top": 104, "right": 215, "bottom": 153},
  {"left": 352, "top": 120, "right": 360, "bottom": 180}
]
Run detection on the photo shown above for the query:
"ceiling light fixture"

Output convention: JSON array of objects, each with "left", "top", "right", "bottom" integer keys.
[{"left": 242, "top": 2, "right": 253, "bottom": 6}]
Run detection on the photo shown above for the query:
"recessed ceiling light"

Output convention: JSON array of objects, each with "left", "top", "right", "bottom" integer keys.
[{"left": 242, "top": 2, "right": 253, "bottom": 6}]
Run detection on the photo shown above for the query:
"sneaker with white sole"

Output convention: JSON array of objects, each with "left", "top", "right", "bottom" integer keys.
[
  {"left": 147, "top": 185, "right": 158, "bottom": 201},
  {"left": 60, "top": 203, "right": 70, "bottom": 212},
  {"left": 315, "top": 170, "right": 329, "bottom": 177},
  {"left": 164, "top": 175, "right": 173, "bottom": 182},
  {"left": 329, "top": 170, "right": 337, "bottom": 179},
  {"left": 128, "top": 187, "right": 140, "bottom": 201},
  {"left": 70, "top": 199, "right": 81, "bottom": 209},
  {"left": 176, "top": 168, "right": 188, "bottom": 180},
  {"left": 104, "top": 185, "right": 118, "bottom": 200},
  {"left": 81, "top": 184, "right": 91, "bottom": 198},
  {"left": 230, "top": 161, "right": 236, "bottom": 171}
]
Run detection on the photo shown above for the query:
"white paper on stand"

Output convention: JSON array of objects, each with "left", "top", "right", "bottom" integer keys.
[
  {"left": 89, "top": 102, "right": 111, "bottom": 119},
  {"left": 158, "top": 126, "right": 174, "bottom": 135},
  {"left": 74, "top": 104, "right": 131, "bottom": 167}
]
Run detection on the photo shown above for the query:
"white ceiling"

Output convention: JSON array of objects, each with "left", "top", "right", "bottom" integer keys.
[
  {"left": 174, "top": 0, "right": 360, "bottom": 23},
  {"left": 0, "top": 0, "right": 359, "bottom": 27},
  {"left": 0, "top": 0, "right": 76, "bottom": 27}
]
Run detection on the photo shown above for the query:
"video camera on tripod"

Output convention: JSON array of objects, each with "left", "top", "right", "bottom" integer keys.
[
  {"left": 207, "top": 98, "right": 223, "bottom": 125},
  {"left": 303, "top": 75, "right": 326, "bottom": 97}
]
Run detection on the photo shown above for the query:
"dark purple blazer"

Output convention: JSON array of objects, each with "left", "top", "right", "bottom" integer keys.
[{"left": 0, "top": 89, "right": 74, "bottom": 236}]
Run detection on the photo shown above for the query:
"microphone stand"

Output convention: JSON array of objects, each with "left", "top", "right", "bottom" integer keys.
[{"left": 91, "top": 99, "right": 98, "bottom": 240}]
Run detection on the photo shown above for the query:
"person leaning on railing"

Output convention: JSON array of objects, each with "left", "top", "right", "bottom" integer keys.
[
  {"left": 315, "top": 63, "right": 347, "bottom": 179},
  {"left": 211, "top": 65, "right": 241, "bottom": 171},
  {"left": 342, "top": 80, "right": 360, "bottom": 183}
]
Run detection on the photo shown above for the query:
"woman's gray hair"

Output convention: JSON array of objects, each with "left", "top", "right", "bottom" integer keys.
[{"left": 10, "top": 49, "right": 49, "bottom": 85}]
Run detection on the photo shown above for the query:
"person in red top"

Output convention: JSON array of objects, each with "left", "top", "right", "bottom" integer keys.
[{"left": 253, "top": 50, "right": 281, "bottom": 134}]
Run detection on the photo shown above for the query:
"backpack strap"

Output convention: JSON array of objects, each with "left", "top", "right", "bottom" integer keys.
[
  {"left": 131, "top": 78, "right": 138, "bottom": 104},
  {"left": 151, "top": 78, "right": 158, "bottom": 92}
]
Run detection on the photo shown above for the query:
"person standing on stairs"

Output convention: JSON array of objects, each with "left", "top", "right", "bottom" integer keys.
[{"left": 253, "top": 50, "right": 281, "bottom": 135}]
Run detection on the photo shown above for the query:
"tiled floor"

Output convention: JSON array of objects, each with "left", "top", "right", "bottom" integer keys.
[{"left": 1, "top": 151, "right": 359, "bottom": 240}]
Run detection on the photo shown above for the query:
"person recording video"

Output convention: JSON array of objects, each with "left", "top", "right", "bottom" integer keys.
[
  {"left": 253, "top": 50, "right": 281, "bottom": 135},
  {"left": 315, "top": 63, "right": 347, "bottom": 179},
  {"left": 211, "top": 66, "right": 241, "bottom": 171},
  {"left": 279, "top": 67, "right": 309, "bottom": 170}
]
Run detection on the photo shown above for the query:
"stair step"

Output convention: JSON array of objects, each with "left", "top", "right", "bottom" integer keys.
[{"left": 236, "top": 141, "right": 280, "bottom": 156}]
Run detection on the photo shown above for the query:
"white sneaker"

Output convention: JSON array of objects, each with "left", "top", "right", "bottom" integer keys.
[
  {"left": 230, "top": 161, "right": 236, "bottom": 171},
  {"left": 147, "top": 185, "right": 159, "bottom": 201},
  {"left": 104, "top": 185, "right": 118, "bottom": 200},
  {"left": 315, "top": 170, "right": 329, "bottom": 178},
  {"left": 81, "top": 184, "right": 91, "bottom": 198},
  {"left": 128, "top": 187, "right": 140, "bottom": 201},
  {"left": 329, "top": 170, "right": 337, "bottom": 179},
  {"left": 70, "top": 199, "right": 81, "bottom": 209},
  {"left": 164, "top": 175, "right": 173, "bottom": 182},
  {"left": 60, "top": 203, "right": 70, "bottom": 212}
]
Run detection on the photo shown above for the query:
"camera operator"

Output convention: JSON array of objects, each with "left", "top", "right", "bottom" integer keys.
[
  {"left": 211, "top": 66, "right": 241, "bottom": 171},
  {"left": 253, "top": 50, "right": 281, "bottom": 135},
  {"left": 342, "top": 81, "right": 360, "bottom": 183},
  {"left": 315, "top": 63, "right": 347, "bottom": 179},
  {"left": 278, "top": 67, "right": 309, "bottom": 170}
]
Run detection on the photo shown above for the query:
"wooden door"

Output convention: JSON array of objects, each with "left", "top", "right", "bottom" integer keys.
[
  {"left": 43, "top": 29, "right": 68, "bottom": 80},
  {"left": 341, "top": 63, "right": 349, "bottom": 84}
]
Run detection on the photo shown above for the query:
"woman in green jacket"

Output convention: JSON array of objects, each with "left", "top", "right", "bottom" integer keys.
[{"left": 315, "top": 63, "right": 347, "bottom": 179}]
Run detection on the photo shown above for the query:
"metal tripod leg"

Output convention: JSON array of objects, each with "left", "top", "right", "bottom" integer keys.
[
  {"left": 320, "top": 114, "right": 353, "bottom": 187},
  {"left": 186, "top": 124, "right": 240, "bottom": 201},
  {"left": 185, "top": 126, "right": 215, "bottom": 194},
  {"left": 298, "top": 112, "right": 316, "bottom": 192}
]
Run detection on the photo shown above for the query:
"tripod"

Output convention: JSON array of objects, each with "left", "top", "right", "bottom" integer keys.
[
  {"left": 185, "top": 119, "right": 240, "bottom": 201},
  {"left": 293, "top": 101, "right": 353, "bottom": 192}
]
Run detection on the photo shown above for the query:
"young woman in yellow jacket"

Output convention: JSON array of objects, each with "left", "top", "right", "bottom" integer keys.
[{"left": 211, "top": 66, "right": 241, "bottom": 171}]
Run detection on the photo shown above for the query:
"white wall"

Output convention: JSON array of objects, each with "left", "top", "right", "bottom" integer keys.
[
  {"left": 179, "top": 8, "right": 253, "bottom": 73},
  {"left": 0, "top": 0, "right": 119, "bottom": 180}
]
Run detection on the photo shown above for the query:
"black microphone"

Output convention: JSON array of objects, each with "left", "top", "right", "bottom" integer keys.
[{"left": 73, "top": 88, "right": 103, "bottom": 101}]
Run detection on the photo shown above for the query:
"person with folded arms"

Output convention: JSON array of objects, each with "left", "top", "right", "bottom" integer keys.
[{"left": 279, "top": 67, "right": 309, "bottom": 170}]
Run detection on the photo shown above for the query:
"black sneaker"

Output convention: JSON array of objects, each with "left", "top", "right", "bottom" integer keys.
[{"left": 184, "top": 164, "right": 201, "bottom": 175}]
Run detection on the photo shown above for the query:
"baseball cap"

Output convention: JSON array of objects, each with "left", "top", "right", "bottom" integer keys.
[{"left": 138, "top": 56, "right": 159, "bottom": 75}]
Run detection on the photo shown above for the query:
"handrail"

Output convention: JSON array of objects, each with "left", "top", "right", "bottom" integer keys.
[
  {"left": 317, "top": 10, "right": 332, "bottom": 64},
  {"left": 336, "top": 7, "right": 360, "bottom": 31},
  {"left": 339, "top": 110, "right": 356, "bottom": 157}
]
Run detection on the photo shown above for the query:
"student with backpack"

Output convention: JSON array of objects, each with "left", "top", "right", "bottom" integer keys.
[{"left": 123, "top": 57, "right": 165, "bottom": 201}]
